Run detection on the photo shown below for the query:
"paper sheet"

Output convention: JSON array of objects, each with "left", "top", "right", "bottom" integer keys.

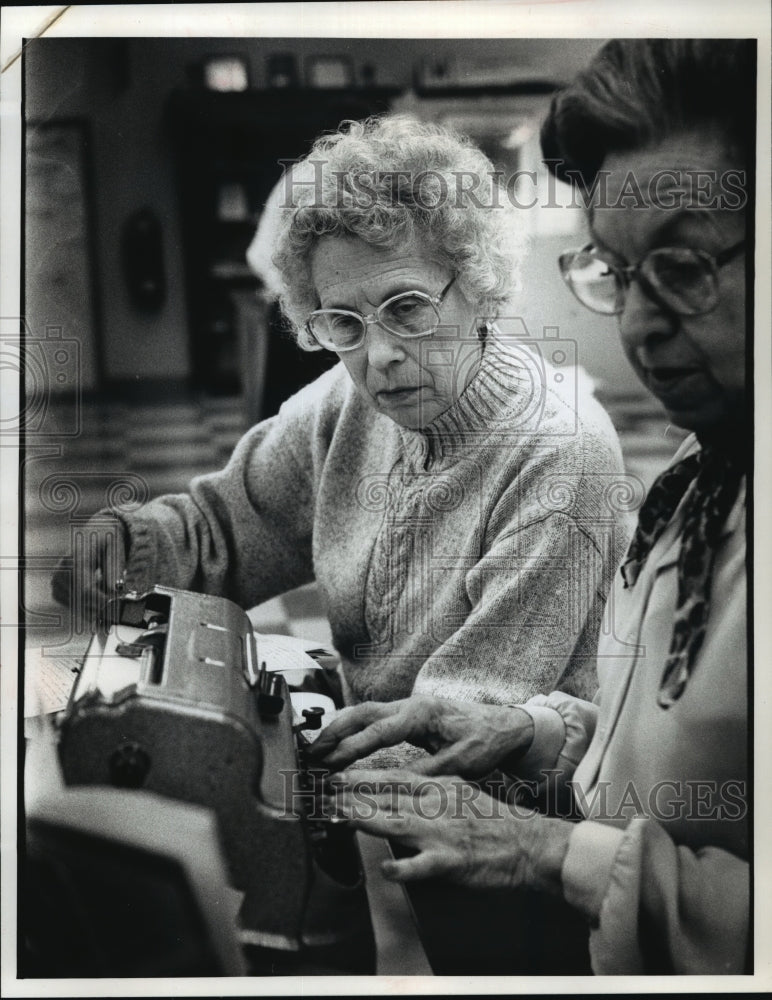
[
  {"left": 24, "top": 632, "right": 338, "bottom": 718},
  {"left": 253, "top": 630, "right": 335, "bottom": 669},
  {"left": 23, "top": 647, "right": 80, "bottom": 718}
]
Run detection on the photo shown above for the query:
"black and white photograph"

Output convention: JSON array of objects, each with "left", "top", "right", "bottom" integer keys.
[{"left": 1, "top": 2, "right": 770, "bottom": 994}]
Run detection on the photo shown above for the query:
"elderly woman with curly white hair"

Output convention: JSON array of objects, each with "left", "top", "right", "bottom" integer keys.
[{"left": 61, "top": 115, "right": 631, "bottom": 751}]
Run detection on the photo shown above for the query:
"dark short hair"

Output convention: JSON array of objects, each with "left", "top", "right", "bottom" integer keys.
[{"left": 541, "top": 39, "right": 757, "bottom": 189}]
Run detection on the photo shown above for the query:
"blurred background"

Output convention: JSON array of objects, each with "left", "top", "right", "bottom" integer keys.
[{"left": 22, "top": 36, "right": 684, "bottom": 658}]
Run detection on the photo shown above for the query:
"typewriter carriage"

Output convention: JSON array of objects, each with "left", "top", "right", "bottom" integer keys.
[{"left": 52, "top": 585, "right": 375, "bottom": 972}]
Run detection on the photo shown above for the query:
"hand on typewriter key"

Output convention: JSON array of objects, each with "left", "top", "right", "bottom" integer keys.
[
  {"left": 309, "top": 695, "right": 535, "bottom": 779},
  {"left": 329, "top": 768, "right": 570, "bottom": 894},
  {"left": 51, "top": 513, "right": 128, "bottom": 628}
]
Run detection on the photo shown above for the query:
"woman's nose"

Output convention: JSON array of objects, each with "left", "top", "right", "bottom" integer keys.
[
  {"left": 617, "top": 279, "right": 679, "bottom": 355},
  {"left": 364, "top": 320, "right": 408, "bottom": 369}
]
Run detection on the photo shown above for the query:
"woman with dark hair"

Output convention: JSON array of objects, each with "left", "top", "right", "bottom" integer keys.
[
  {"left": 316, "top": 39, "right": 754, "bottom": 973},
  {"left": 540, "top": 38, "right": 756, "bottom": 190}
]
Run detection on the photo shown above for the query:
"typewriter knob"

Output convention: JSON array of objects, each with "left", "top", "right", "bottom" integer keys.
[
  {"left": 109, "top": 741, "right": 151, "bottom": 788},
  {"left": 302, "top": 706, "right": 325, "bottom": 731}
]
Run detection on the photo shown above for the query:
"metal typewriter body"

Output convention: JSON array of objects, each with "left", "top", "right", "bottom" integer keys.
[{"left": 57, "top": 584, "right": 374, "bottom": 970}]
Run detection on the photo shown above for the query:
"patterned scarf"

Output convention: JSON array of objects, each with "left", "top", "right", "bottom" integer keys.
[{"left": 621, "top": 444, "right": 745, "bottom": 708}]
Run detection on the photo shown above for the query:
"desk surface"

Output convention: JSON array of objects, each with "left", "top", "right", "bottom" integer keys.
[{"left": 356, "top": 832, "right": 432, "bottom": 975}]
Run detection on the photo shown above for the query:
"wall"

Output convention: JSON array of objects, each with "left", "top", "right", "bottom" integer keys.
[
  {"left": 24, "top": 35, "right": 640, "bottom": 395},
  {"left": 26, "top": 38, "right": 191, "bottom": 385},
  {"left": 515, "top": 233, "right": 639, "bottom": 396}
]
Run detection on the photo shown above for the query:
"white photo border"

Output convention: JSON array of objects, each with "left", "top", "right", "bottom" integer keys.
[{"left": 2, "top": 2, "right": 770, "bottom": 996}]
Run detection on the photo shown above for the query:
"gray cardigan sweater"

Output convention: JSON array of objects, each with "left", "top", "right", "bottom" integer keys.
[{"left": 120, "top": 337, "right": 631, "bottom": 707}]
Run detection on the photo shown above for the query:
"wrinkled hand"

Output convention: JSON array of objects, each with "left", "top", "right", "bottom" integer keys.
[
  {"left": 309, "top": 695, "right": 534, "bottom": 777},
  {"left": 331, "top": 768, "right": 571, "bottom": 893},
  {"left": 51, "top": 513, "right": 127, "bottom": 628}
]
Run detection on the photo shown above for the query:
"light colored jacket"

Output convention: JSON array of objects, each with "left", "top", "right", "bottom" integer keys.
[{"left": 518, "top": 433, "right": 748, "bottom": 974}]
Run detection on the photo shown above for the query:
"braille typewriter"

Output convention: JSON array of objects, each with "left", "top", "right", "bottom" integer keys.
[{"left": 46, "top": 584, "right": 375, "bottom": 975}]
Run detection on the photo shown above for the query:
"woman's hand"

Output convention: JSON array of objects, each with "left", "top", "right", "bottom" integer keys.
[
  {"left": 331, "top": 768, "right": 572, "bottom": 894},
  {"left": 51, "top": 513, "right": 127, "bottom": 628},
  {"left": 309, "top": 695, "right": 534, "bottom": 777}
]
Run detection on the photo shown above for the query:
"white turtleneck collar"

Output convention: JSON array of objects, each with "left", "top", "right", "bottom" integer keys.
[{"left": 397, "top": 332, "right": 547, "bottom": 469}]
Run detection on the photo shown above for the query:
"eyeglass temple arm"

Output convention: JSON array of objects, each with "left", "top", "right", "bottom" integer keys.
[
  {"left": 613, "top": 239, "right": 746, "bottom": 283},
  {"left": 715, "top": 239, "right": 746, "bottom": 266},
  {"left": 435, "top": 275, "right": 456, "bottom": 304}
]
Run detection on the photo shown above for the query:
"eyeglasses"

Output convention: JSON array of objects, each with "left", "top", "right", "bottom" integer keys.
[
  {"left": 306, "top": 276, "right": 456, "bottom": 353},
  {"left": 558, "top": 240, "right": 745, "bottom": 317}
]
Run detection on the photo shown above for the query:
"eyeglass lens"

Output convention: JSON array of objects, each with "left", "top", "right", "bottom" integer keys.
[
  {"left": 562, "top": 248, "right": 719, "bottom": 317},
  {"left": 561, "top": 253, "right": 623, "bottom": 315},
  {"left": 309, "top": 291, "right": 441, "bottom": 350}
]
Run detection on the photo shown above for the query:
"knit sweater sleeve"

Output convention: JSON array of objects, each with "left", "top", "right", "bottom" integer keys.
[
  {"left": 411, "top": 429, "right": 628, "bottom": 706},
  {"left": 118, "top": 371, "right": 341, "bottom": 608}
]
